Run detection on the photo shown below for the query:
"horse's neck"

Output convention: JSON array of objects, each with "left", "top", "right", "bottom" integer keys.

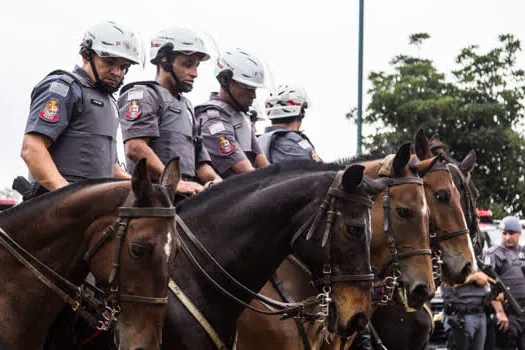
[{"left": 173, "top": 175, "right": 327, "bottom": 344}]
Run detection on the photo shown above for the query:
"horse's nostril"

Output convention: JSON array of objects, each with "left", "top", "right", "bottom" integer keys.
[{"left": 461, "top": 262, "right": 472, "bottom": 277}]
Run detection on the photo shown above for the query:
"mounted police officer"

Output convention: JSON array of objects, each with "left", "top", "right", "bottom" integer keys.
[
  {"left": 195, "top": 48, "right": 270, "bottom": 178},
  {"left": 442, "top": 269, "right": 492, "bottom": 349},
  {"left": 485, "top": 216, "right": 525, "bottom": 349},
  {"left": 258, "top": 85, "right": 322, "bottom": 163},
  {"left": 118, "top": 27, "right": 221, "bottom": 195},
  {"left": 20, "top": 21, "right": 142, "bottom": 200}
]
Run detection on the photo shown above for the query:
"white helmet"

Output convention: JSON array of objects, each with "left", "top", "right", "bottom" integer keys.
[
  {"left": 215, "top": 48, "right": 265, "bottom": 89},
  {"left": 80, "top": 21, "right": 143, "bottom": 65},
  {"left": 150, "top": 27, "right": 211, "bottom": 64},
  {"left": 265, "top": 85, "right": 310, "bottom": 119}
]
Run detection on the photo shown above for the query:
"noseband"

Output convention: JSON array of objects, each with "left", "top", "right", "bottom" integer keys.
[{"left": 0, "top": 188, "right": 175, "bottom": 331}]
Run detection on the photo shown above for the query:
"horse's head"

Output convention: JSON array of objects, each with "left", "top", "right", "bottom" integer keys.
[
  {"left": 429, "top": 135, "right": 483, "bottom": 256},
  {"left": 295, "top": 164, "right": 386, "bottom": 337},
  {"left": 414, "top": 130, "right": 475, "bottom": 285},
  {"left": 86, "top": 158, "right": 180, "bottom": 350},
  {"left": 367, "top": 143, "right": 435, "bottom": 310}
]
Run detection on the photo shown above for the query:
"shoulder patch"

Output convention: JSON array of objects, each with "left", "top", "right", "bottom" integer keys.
[
  {"left": 49, "top": 82, "right": 70, "bottom": 97},
  {"left": 219, "top": 136, "right": 235, "bottom": 155},
  {"left": 127, "top": 89, "right": 144, "bottom": 101},
  {"left": 298, "top": 140, "right": 311, "bottom": 150},
  {"left": 125, "top": 100, "right": 141, "bottom": 120},
  {"left": 39, "top": 99, "right": 59, "bottom": 123},
  {"left": 209, "top": 121, "right": 225, "bottom": 135}
]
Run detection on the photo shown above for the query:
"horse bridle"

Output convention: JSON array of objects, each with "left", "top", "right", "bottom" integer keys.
[
  {"left": 175, "top": 169, "right": 375, "bottom": 330},
  {"left": 420, "top": 153, "right": 472, "bottom": 282},
  {"left": 0, "top": 189, "right": 175, "bottom": 331},
  {"left": 373, "top": 176, "right": 432, "bottom": 306}
]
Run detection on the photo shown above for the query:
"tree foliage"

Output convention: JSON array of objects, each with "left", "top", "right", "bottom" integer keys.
[{"left": 363, "top": 34, "right": 525, "bottom": 216}]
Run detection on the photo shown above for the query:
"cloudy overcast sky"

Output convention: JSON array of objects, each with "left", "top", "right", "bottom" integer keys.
[{"left": 1, "top": 0, "right": 523, "bottom": 190}]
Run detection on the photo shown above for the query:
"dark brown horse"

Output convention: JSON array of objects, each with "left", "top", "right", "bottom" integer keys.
[
  {"left": 161, "top": 162, "right": 385, "bottom": 349},
  {"left": 236, "top": 142, "right": 436, "bottom": 349},
  {"left": 0, "top": 158, "right": 179, "bottom": 350}
]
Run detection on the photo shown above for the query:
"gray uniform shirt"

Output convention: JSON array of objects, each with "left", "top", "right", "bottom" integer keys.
[
  {"left": 257, "top": 125, "right": 322, "bottom": 163},
  {"left": 442, "top": 283, "right": 489, "bottom": 308},
  {"left": 118, "top": 81, "right": 211, "bottom": 179},
  {"left": 195, "top": 96, "right": 262, "bottom": 178},
  {"left": 485, "top": 245, "right": 525, "bottom": 304},
  {"left": 25, "top": 65, "right": 118, "bottom": 183}
]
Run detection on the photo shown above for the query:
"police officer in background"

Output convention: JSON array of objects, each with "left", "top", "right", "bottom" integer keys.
[
  {"left": 258, "top": 85, "right": 321, "bottom": 163},
  {"left": 442, "top": 268, "right": 493, "bottom": 349},
  {"left": 195, "top": 48, "right": 270, "bottom": 178},
  {"left": 20, "top": 21, "right": 142, "bottom": 199},
  {"left": 118, "top": 27, "right": 221, "bottom": 195},
  {"left": 485, "top": 216, "right": 525, "bottom": 349}
]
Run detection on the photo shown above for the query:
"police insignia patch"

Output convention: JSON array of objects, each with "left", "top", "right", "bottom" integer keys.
[
  {"left": 219, "top": 136, "right": 235, "bottom": 154},
  {"left": 125, "top": 100, "right": 141, "bottom": 120},
  {"left": 39, "top": 99, "right": 59, "bottom": 123},
  {"left": 311, "top": 150, "right": 322, "bottom": 162}
]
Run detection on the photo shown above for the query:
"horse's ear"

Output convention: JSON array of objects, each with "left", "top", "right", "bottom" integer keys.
[
  {"left": 131, "top": 158, "right": 154, "bottom": 206},
  {"left": 392, "top": 143, "right": 411, "bottom": 174},
  {"left": 160, "top": 157, "right": 181, "bottom": 202},
  {"left": 342, "top": 165, "right": 365, "bottom": 193},
  {"left": 415, "top": 129, "right": 430, "bottom": 160},
  {"left": 459, "top": 150, "right": 476, "bottom": 174}
]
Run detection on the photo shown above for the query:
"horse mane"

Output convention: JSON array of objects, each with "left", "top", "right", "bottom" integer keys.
[
  {"left": 178, "top": 160, "right": 343, "bottom": 211},
  {"left": 0, "top": 178, "right": 125, "bottom": 221},
  {"left": 333, "top": 152, "right": 389, "bottom": 166}
]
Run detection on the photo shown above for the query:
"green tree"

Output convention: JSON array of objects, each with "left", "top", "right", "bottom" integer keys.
[{"left": 361, "top": 33, "right": 525, "bottom": 216}]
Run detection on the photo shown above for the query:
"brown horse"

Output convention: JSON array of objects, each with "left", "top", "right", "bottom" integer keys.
[
  {"left": 413, "top": 129, "right": 475, "bottom": 285},
  {"left": 368, "top": 136, "right": 481, "bottom": 350},
  {"left": 236, "top": 142, "right": 436, "bottom": 349},
  {"left": 0, "top": 158, "right": 179, "bottom": 350}
]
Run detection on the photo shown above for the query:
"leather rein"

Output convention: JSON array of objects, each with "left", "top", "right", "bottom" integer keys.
[
  {"left": 0, "top": 190, "right": 175, "bottom": 331},
  {"left": 175, "top": 169, "right": 375, "bottom": 319}
]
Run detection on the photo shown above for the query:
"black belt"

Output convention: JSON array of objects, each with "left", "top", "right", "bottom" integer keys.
[{"left": 444, "top": 304, "right": 486, "bottom": 315}]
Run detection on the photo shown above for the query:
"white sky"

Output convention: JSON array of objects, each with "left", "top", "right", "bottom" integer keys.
[{"left": 1, "top": 0, "right": 524, "bottom": 190}]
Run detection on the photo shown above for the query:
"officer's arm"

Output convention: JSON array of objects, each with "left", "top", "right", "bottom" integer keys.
[
  {"left": 125, "top": 138, "right": 165, "bottom": 181},
  {"left": 113, "top": 163, "right": 131, "bottom": 179},
  {"left": 21, "top": 133, "right": 68, "bottom": 191},
  {"left": 196, "top": 163, "right": 222, "bottom": 184},
  {"left": 254, "top": 154, "right": 270, "bottom": 168},
  {"left": 231, "top": 160, "right": 255, "bottom": 174},
  {"left": 251, "top": 132, "right": 269, "bottom": 168},
  {"left": 492, "top": 299, "right": 510, "bottom": 331}
]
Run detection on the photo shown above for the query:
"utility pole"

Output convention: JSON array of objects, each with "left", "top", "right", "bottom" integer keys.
[{"left": 356, "top": 0, "right": 364, "bottom": 154}]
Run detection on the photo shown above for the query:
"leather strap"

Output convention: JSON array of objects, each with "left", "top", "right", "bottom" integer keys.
[{"left": 169, "top": 279, "right": 228, "bottom": 350}]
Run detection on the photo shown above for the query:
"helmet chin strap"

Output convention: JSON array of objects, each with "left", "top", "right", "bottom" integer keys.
[
  {"left": 220, "top": 80, "right": 249, "bottom": 113},
  {"left": 89, "top": 59, "right": 122, "bottom": 94},
  {"left": 161, "top": 62, "right": 192, "bottom": 93}
]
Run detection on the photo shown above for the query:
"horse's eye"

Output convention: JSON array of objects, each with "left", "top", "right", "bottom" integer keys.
[
  {"left": 435, "top": 190, "right": 450, "bottom": 202},
  {"left": 346, "top": 225, "right": 361, "bottom": 236},
  {"left": 396, "top": 207, "right": 412, "bottom": 219},
  {"left": 130, "top": 243, "right": 151, "bottom": 258}
]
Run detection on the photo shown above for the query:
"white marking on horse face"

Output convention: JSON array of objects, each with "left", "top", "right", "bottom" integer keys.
[{"left": 164, "top": 232, "right": 172, "bottom": 262}]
